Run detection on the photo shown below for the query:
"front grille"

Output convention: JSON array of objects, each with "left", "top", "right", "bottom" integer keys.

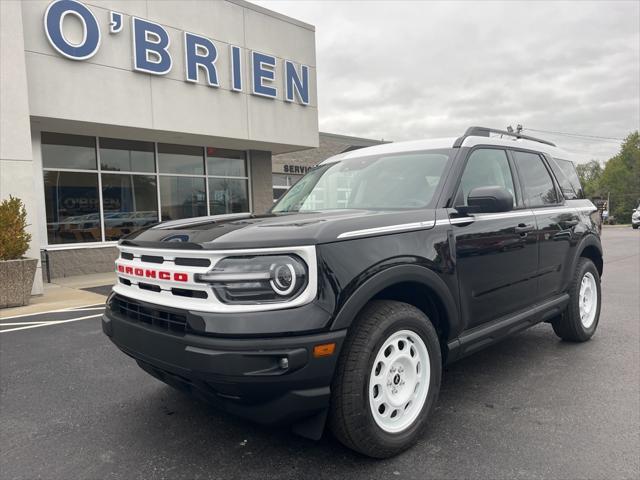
[
  {"left": 175, "top": 257, "right": 211, "bottom": 267},
  {"left": 171, "top": 287, "right": 207, "bottom": 299},
  {"left": 116, "top": 249, "right": 212, "bottom": 301},
  {"left": 141, "top": 254, "right": 164, "bottom": 264},
  {"left": 110, "top": 295, "right": 188, "bottom": 334}
]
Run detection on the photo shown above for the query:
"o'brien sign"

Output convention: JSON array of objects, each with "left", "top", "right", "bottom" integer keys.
[{"left": 43, "top": 0, "right": 310, "bottom": 105}]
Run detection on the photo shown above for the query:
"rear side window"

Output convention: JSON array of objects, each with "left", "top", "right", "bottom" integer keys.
[
  {"left": 512, "top": 151, "right": 559, "bottom": 207},
  {"left": 549, "top": 158, "right": 584, "bottom": 199}
]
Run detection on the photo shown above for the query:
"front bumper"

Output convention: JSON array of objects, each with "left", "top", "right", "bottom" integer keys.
[{"left": 102, "top": 295, "right": 346, "bottom": 427}]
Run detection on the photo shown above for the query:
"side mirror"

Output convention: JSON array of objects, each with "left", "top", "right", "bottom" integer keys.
[{"left": 466, "top": 186, "right": 513, "bottom": 214}]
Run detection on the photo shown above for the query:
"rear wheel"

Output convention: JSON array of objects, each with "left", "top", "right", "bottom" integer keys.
[
  {"left": 552, "top": 258, "right": 601, "bottom": 342},
  {"left": 329, "top": 300, "right": 441, "bottom": 458}
]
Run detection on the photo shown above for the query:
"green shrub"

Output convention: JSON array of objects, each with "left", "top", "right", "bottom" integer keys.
[{"left": 0, "top": 196, "right": 32, "bottom": 261}]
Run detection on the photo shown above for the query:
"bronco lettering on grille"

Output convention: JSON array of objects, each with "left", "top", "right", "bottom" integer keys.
[{"left": 117, "top": 264, "right": 188, "bottom": 282}]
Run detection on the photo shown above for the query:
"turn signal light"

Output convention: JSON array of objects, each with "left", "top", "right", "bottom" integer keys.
[{"left": 313, "top": 343, "right": 336, "bottom": 358}]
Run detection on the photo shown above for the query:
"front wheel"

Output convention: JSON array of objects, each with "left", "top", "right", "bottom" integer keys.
[
  {"left": 552, "top": 258, "right": 602, "bottom": 342},
  {"left": 329, "top": 300, "right": 441, "bottom": 458}
]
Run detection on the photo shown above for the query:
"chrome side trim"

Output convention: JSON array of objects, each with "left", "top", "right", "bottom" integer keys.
[
  {"left": 476, "top": 210, "right": 534, "bottom": 221},
  {"left": 434, "top": 219, "right": 451, "bottom": 226},
  {"left": 576, "top": 206, "right": 598, "bottom": 213},
  {"left": 531, "top": 206, "right": 576, "bottom": 215},
  {"left": 449, "top": 210, "right": 533, "bottom": 224},
  {"left": 449, "top": 205, "right": 596, "bottom": 225},
  {"left": 337, "top": 221, "right": 435, "bottom": 239},
  {"left": 533, "top": 206, "right": 597, "bottom": 215},
  {"left": 449, "top": 217, "right": 474, "bottom": 224}
]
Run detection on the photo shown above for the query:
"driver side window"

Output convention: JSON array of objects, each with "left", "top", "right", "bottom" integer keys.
[{"left": 457, "top": 149, "right": 516, "bottom": 207}]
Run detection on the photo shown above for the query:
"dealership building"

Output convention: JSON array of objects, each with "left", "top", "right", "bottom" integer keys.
[{"left": 0, "top": 0, "right": 319, "bottom": 294}]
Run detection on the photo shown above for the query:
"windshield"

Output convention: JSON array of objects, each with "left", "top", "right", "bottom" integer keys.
[{"left": 272, "top": 149, "right": 452, "bottom": 213}]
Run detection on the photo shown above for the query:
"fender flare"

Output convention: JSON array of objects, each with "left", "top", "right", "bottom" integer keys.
[
  {"left": 572, "top": 233, "right": 604, "bottom": 276},
  {"left": 330, "top": 264, "right": 460, "bottom": 337}
]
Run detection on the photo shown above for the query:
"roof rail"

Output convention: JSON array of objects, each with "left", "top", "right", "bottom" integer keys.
[{"left": 453, "top": 126, "right": 556, "bottom": 148}]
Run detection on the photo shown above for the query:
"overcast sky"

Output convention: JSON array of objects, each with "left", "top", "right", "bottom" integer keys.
[{"left": 254, "top": 0, "right": 639, "bottom": 163}]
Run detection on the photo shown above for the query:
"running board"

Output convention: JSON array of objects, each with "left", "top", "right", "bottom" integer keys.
[{"left": 446, "top": 293, "right": 569, "bottom": 363}]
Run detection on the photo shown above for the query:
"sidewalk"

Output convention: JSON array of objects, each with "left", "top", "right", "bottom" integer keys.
[{"left": 0, "top": 272, "right": 115, "bottom": 318}]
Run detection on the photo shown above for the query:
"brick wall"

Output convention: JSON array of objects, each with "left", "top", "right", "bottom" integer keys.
[{"left": 43, "top": 247, "right": 118, "bottom": 280}]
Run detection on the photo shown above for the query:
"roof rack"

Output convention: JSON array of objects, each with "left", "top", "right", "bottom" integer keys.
[{"left": 453, "top": 126, "right": 556, "bottom": 148}]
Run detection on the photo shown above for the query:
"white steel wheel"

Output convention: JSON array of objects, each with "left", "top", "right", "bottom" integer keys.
[
  {"left": 579, "top": 272, "right": 598, "bottom": 328},
  {"left": 552, "top": 258, "right": 601, "bottom": 342},
  {"left": 368, "top": 329, "right": 430, "bottom": 433},
  {"left": 329, "top": 300, "right": 442, "bottom": 458}
]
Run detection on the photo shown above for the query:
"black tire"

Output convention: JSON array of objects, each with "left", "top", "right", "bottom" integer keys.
[
  {"left": 329, "top": 300, "right": 441, "bottom": 458},
  {"left": 632, "top": 224, "right": 639, "bottom": 229},
  {"left": 552, "top": 258, "right": 602, "bottom": 342}
]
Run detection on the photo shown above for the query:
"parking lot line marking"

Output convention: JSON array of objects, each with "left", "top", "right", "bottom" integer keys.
[
  {"left": 0, "top": 314, "right": 103, "bottom": 333},
  {"left": 0, "top": 322, "right": 57, "bottom": 326},
  {"left": 0, "top": 304, "right": 105, "bottom": 321}
]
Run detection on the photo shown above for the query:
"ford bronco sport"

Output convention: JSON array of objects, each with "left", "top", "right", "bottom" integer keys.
[{"left": 103, "top": 126, "right": 603, "bottom": 458}]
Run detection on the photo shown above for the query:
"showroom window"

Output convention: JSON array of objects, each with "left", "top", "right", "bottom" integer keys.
[
  {"left": 159, "top": 176, "right": 207, "bottom": 221},
  {"left": 100, "top": 138, "right": 158, "bottom": 241},
  {"left": 100, "top": 138, "right": 155, "bottom": 173},
  {"left": 42, "top": 132, "right": 97, "bottom": 170},
  {"left": 207, "top": 148, "right": 249, "bottom": 215},
  {"left": 158, "top": 143, "right": 207, "bottom": 221},
  {"left": 41, "top": 133, "right": 251, "bottom": 245},
  {"left": 43, "top": 170, "right": 100, "bottom": 244},
  {"left": 42, "top": 134, "right": 100, "bottom": 244}
]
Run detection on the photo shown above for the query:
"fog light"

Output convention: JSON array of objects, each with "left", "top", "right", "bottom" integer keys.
[{"left": 279, "top": 357, "right": 289, "bottom": 369}]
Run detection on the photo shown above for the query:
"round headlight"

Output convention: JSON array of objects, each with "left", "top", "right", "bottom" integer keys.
[
  {"left": 270, "top": 263, "right": 296, "bottom": 296},
  {"left": 196, "top": 254, "right": 308, "bottom": 304}
]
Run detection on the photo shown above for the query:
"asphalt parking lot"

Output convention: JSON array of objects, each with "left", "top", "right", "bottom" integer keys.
[{"left": 1, "top": 228, "right": 638, "bottom": 480}]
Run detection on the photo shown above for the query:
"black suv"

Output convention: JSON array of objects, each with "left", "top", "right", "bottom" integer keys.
[{"left": 103, "top": 126, "right": 603, "bottom": 458}]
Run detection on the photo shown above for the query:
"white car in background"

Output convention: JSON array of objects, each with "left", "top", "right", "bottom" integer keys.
[{"left": 632, "top": 204, "right": 640, "bottom": 229}]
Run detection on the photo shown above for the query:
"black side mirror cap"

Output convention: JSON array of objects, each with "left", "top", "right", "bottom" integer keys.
[{"left": 464, "top": 186, "right": 514, "bottom": 214}]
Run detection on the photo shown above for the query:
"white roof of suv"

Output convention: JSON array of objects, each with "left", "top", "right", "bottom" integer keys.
[{"left": 321, "top": 129, "right": 574, "bottom": 164}]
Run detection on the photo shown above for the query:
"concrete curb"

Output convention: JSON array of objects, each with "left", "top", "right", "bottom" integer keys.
[{"left": 0, "top": 273, "right": 114, "bottom": 318}]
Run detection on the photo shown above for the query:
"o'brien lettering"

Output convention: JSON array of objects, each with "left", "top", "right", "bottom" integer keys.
[{"left": 43, "top": 0, "right": 310, "bottom": 105}]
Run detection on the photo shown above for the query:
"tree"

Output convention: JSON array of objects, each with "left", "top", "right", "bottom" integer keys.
[
  {"left": 599, "top": 131, "right": 640, "bottom": 223},
  {"left": 0, "top": 196, "right": 32, "bottom": 261},
  {"left": 576, "top": 160, "right": 604, "bottom": 198}
]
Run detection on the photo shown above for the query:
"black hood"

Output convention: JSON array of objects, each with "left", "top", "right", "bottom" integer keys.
[{"left": 120, "top": 209, "right": 437, "bottom": 250}]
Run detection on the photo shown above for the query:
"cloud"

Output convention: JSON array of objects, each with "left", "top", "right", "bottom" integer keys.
[{"left": 254, "top": 0, "right": 639, "bottom": 162}]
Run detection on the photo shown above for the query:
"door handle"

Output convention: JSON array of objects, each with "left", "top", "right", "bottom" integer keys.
[{"left": 515, "top": 223, "right": 534, "bottom": 234}]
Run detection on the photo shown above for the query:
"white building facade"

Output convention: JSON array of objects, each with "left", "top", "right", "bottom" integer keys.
[{"left": 0, "top": 0, "right": 318, "bottom": 292}]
